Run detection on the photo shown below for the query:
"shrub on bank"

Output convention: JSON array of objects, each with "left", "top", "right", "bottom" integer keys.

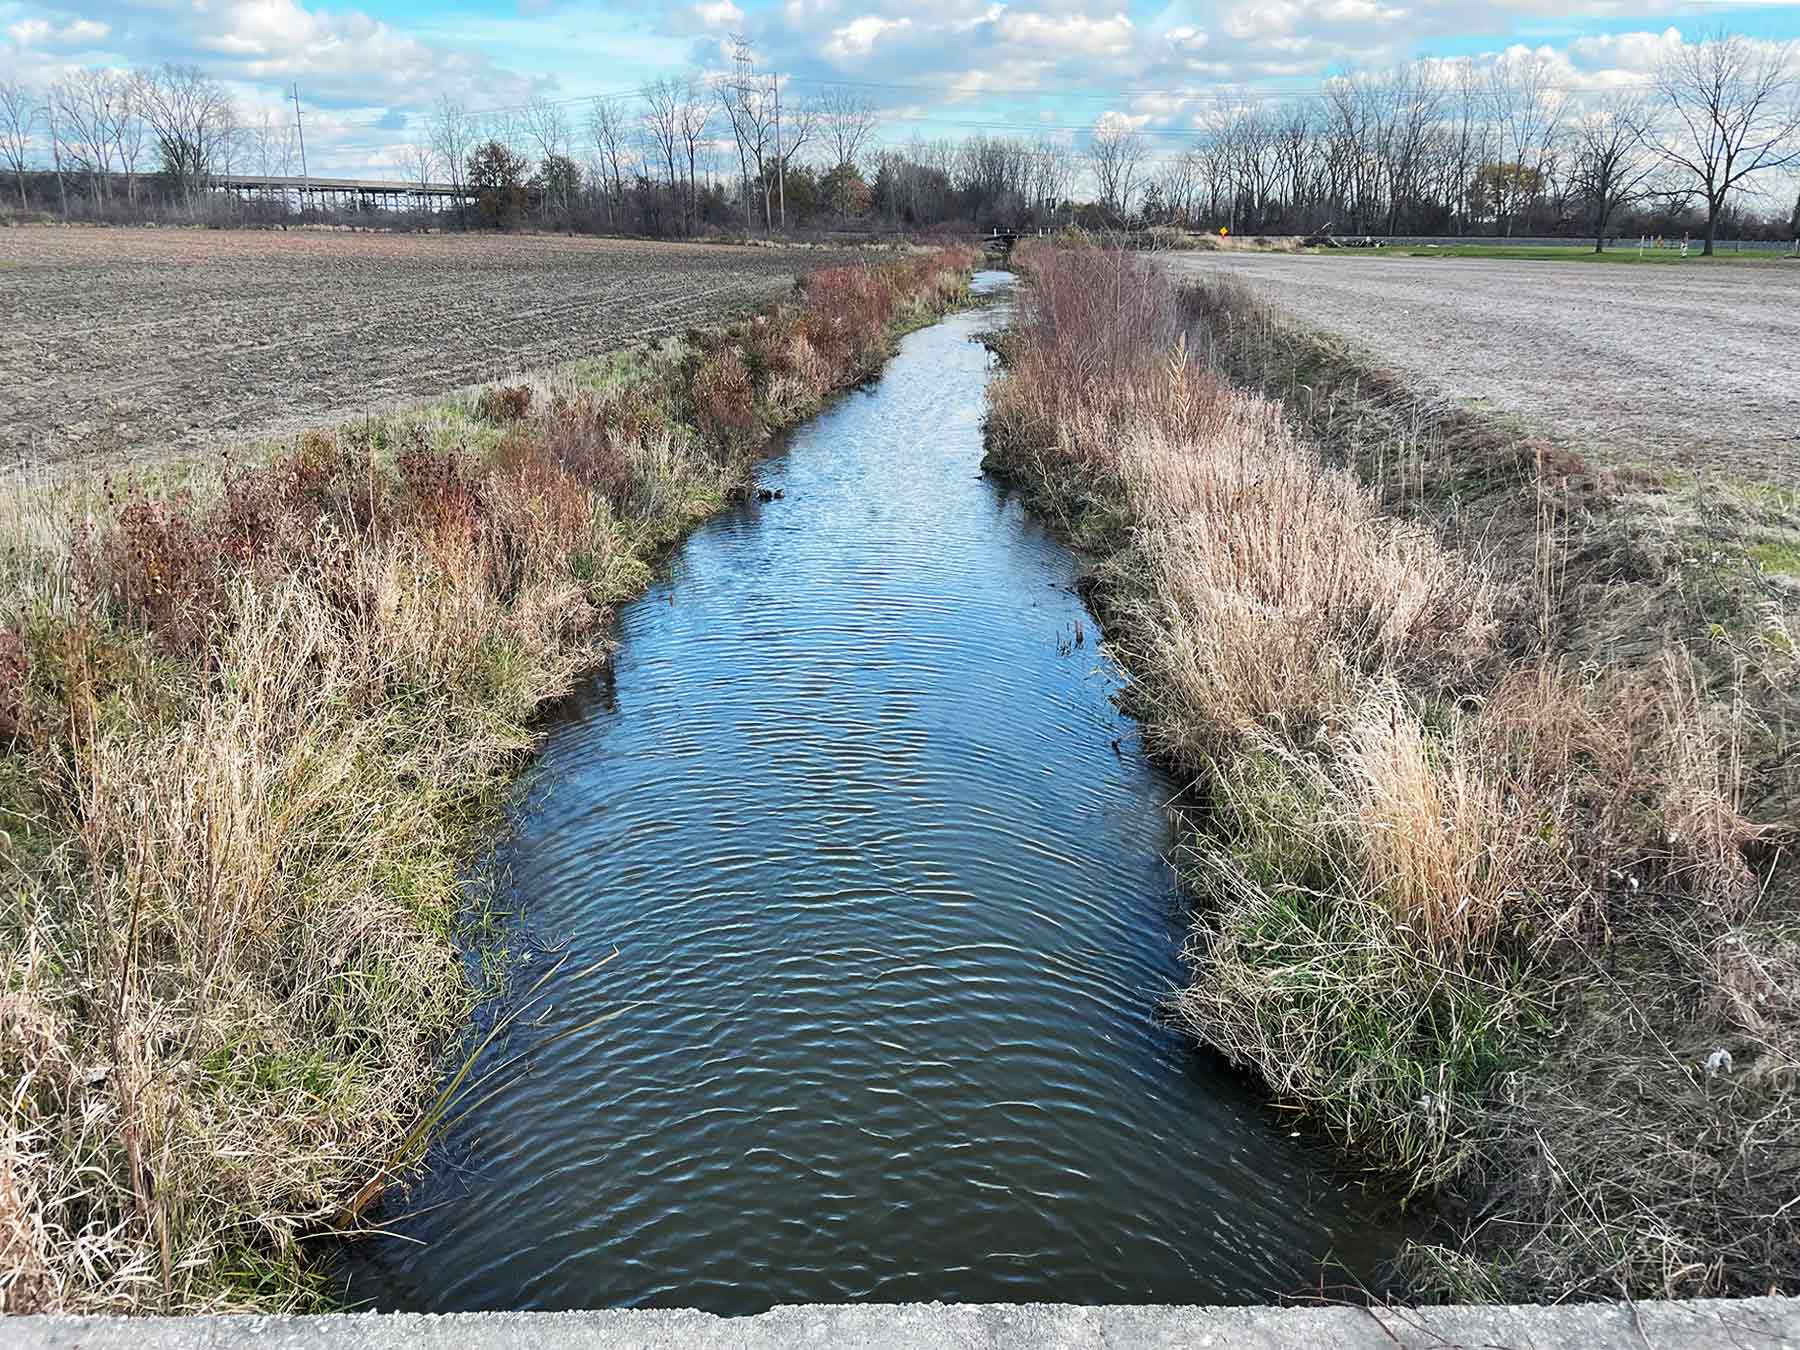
[
  {"left": 0, "top": 247, "right": 977, "bottom": 1315},
  {"left": 986, "top": 240, "right": 1778, "bottom": 1300}
]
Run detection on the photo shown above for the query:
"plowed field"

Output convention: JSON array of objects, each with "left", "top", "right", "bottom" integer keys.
[{"left": 0, "top": 228, "right": 863, "bottom": 469}]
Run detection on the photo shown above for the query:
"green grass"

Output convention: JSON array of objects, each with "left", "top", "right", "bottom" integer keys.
[{"left": 1750, "top": 539, "right": 1800, "bottom": 577}]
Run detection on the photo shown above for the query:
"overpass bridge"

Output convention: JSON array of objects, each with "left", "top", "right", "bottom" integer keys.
[{"left": 213, "top": 173, "right": 474, "bottom": 210}]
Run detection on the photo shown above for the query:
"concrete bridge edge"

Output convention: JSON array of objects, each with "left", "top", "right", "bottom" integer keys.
[{"left": 13, "top": 1298, "right": 1800, "bottom": 1350}]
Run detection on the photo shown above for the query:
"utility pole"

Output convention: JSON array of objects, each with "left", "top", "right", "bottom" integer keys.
[
  {"left": 728, "top": 37, "right": 755, "bottom": 232},
  {"left": 292, "top": 82, "right": 309, "bottom": 215},
  {"left": 774, "top": 73, "right": 784, "bottom": 232}
]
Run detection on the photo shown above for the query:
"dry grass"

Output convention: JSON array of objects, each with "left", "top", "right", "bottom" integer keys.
[
  {"left": 985, "top": 239, "right": 1785, "bottom": 1301},
  {"left": 0, "top": 247, "right": 978, "bottom": 1314}
]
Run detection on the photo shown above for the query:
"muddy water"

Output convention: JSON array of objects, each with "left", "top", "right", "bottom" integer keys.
[{"left": 343, "top": 275, "right": 1398, "bottom": 1312}]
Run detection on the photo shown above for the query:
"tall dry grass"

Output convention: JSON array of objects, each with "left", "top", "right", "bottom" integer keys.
[
  {"left": 0, "top": 247, "right": 978, "bottom": 1314},
  {"left": 986, "top": 240, "right": 1777, "bottom": 1298}
]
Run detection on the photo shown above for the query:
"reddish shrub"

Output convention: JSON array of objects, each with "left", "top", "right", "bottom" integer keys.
[
  {"left": 799, "top": 266, "right": 893, "bottom": 376},
  {"left": 511, "top": 400, "right": 637, "bottom": 511},
  {"left": 0, "top": 624, "right": 26, "bottom": 744},
  {"left": 481, "top": 435, "right": 593, "bottom": 599},
  {"left": 73, "top": 485, "right": 225, "bottom": 659},
  {"left": 597, "top": 386, "right": 665, "bottom": 446},
  {"left": 396, "top": 442, "right": 487, "bottom": 545},
  {"left": 477, "top": 384, "right": 533, "bottom": 424},
  {"left": 691, "top": 347, "right": 759, "bottom": 452},
  {"left": 740, "top": 311, "right": 799, "bottom": 387},
  {"left": 274, "top": 430, "right": 391, "bottom": 537}
]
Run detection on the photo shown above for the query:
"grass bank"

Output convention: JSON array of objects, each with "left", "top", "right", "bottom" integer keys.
[
  {"left": 0, "top": 246, "right": 978, "bottom": 1315},
  {"left": 984, "top": 241, "right": 1796, "bottom": 1303}
]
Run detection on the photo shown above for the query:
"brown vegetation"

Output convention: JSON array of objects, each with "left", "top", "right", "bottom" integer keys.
[
  {"left": 985, "top": 240, "right": 1794, "bottom": 1301},
  {"left": 0, "top": 246, "right": 977, "bottom": 1314}
]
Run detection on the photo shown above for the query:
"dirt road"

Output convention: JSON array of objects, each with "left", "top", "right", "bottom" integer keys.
[
  {"left": 1163, "top": 252, "right": 1800, "bottom": 483},
  {"left": 0, "top": 228, "right": 865, "bottom": 469}
]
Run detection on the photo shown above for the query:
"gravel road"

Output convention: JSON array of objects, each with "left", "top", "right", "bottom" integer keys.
[{"left": 1163, "top": 252, "right": 1800, "bottom": 484}]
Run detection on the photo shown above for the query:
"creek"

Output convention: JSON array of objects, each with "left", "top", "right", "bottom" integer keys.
[{"left": 343, "top": 274, "right": 1398, "bottom": 1312}]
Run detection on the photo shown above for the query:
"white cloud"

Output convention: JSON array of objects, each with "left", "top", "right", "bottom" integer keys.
[
  {"left": 1094, "top": 107, "right": 1151, "bottom": 133},
  {"left": 1566, "top": 26, "right": 1685, "bottom": 73},
  {"left": 7, "top": 14, "right": 108, "bottom": 46},
  {"left": 995, "top": 11, "right": 1134, "bottom": 54},
  {"left": 694, "top": 0, "right": 743, "bottom": 31},
  {"left": 1223, "top": 1, "right": 1297, "bottom": 40},
  {"left": 825, "top": 14, "right": 912, "bottom": 59}
]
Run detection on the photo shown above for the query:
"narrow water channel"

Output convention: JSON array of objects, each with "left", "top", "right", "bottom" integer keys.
[{"left": 342, "top": 274, "right": 1398, "bottom": 1312}]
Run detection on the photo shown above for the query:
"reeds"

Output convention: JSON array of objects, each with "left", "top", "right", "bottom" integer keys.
[
  {"left": 0, "top": 247, "right": 979, "bottom": 1314},
  {"left": 985, "top": 241, "right": 1781, "bottom": 1300}
]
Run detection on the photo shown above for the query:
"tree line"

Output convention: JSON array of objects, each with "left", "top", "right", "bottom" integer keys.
[
  {"left": 0, "top": 63, "right": 304, "bottom": 219},
  {"left": 1117, "top": 34, "right": 1800, "bottom": 254},
  {"left": 3, "top": 31, "right": 1797, "bottom": 253}
]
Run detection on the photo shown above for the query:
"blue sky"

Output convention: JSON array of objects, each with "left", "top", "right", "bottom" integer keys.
[{"left": 4, "top": 0, "right": 1798, "bottom": 177}]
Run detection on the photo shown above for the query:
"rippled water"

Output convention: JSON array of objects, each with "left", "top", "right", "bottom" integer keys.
[{"left": 342, "top": 275, "right": 1398, "bottom": 1312}]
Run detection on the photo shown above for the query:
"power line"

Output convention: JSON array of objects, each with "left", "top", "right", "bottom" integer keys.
[{"left": 291, "top": 83, "right": 309, "bottom": 189}]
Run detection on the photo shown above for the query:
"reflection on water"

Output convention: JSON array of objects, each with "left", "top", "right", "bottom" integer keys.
[{"left": 341, "top": 274, "right": 1398, "bottom": 1313}]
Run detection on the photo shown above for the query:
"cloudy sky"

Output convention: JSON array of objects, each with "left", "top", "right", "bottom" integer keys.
[{"left": 3, "top": 0, "right": 1798, "bottom": 178}]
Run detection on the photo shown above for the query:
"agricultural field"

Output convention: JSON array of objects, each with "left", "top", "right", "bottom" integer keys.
[
  {"left": 1166, "top": 250, "right": 1800, "bottom": 483},
  {"left": 0, "top": 227, "right": 866, "bottom": 470}
]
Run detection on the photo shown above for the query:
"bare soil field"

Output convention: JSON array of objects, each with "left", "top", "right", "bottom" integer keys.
[
  {"left": 0, "top": 227, "right": 866, "bottom": 469},
  {"left": 1165, "top": 251, "right": 1800, "bottom": 484}
]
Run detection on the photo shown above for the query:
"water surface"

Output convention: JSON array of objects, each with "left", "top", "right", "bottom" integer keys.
[{"left": 344, "top": 275, "right": 1397, "bottom": 1311}]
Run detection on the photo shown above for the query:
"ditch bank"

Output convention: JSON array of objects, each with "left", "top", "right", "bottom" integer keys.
[
  {"left": 0, "top": 247, "right": 980, "bottom": 1315},
  {"left": 982, "top": 239, "right": 1792, "bottom": 1303}
]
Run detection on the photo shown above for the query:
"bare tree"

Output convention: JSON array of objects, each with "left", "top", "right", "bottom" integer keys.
[
  {"left": 214, "top": 98, "right": 242, "bottom": 180},
  {"left": 1214, "top": 101, "right": 1278, "bottom": 229},
  {"left": 251, "top": 107, "right": 280, "bottom": 176},
  {"left": 641, "top": 77, "right": 682, "bottom": 198},
  {"left": 774, "top": 87, "right": 817, "bottom": 228},
  {"left": 1374, "top": 64, "right": 1447, "bottom": 236},
  {"left": 521, "top": 95, "right": 571, "bottom": 217},
  {"left": 53, "top": 69, "right": 121, "bottom": 205},
  {"left": 675, "top": 80, "right": 712, "bottom": 235},
  {"left": 1030, "top": 134, "right": 1074, "bottom": 222},
  {"left": 115, "top": 73, "right": 149, "bottom": 206},
  {"left": 714, "top": 43, "right": 756, "bottom": 231},
  {"left": 1487, "top": 51, "right": 1567, "bottom": 236},
  {"left": 587, "top": 94, "right": 633, "bottom": 226},
  {"left": 1655, "top": 30, "right": 1800, "bottom": 255},
  {"left": 1321, "top": 74, "right": 1375, "bottom": 231},
  {"left": 1275, "top": 103, "right": 1316, "bottom": 225},
  {"left": 1569, "top": 94, "right": 1658, "bottom": 252},
  {"left": 715, "top": 41, "right": 779, "bottom": 232},
  {"left": 818, "top": 85, "right": 879, "bottom": 170},
  {"left": 1089, "top": 117, "right": 1146, "bottom": 218},
  {"left": 1446, "top": 59, "right": 1490, "bottom": 233},
  {"left": 43, "top": 88, "right": 69, "bottom": 217},
  {"left": 403, "top": 141, "right": 437, "bottom": 189},
  {"left": 0, "top": 73, "right": 37, "bottom": 210},
  {"left": 136, "top": 63, "right": 230, "bottom": 202},
  {"left": 429, "top": 93, "right": 477, "bottom": 226}
]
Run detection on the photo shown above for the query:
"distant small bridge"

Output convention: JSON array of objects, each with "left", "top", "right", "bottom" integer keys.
[
  {"left": 981, "top": 229, "right": 1034, "bottom": 257},
  {"left": 213, "top": 173, "right": 474, "bottom": 209}
]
